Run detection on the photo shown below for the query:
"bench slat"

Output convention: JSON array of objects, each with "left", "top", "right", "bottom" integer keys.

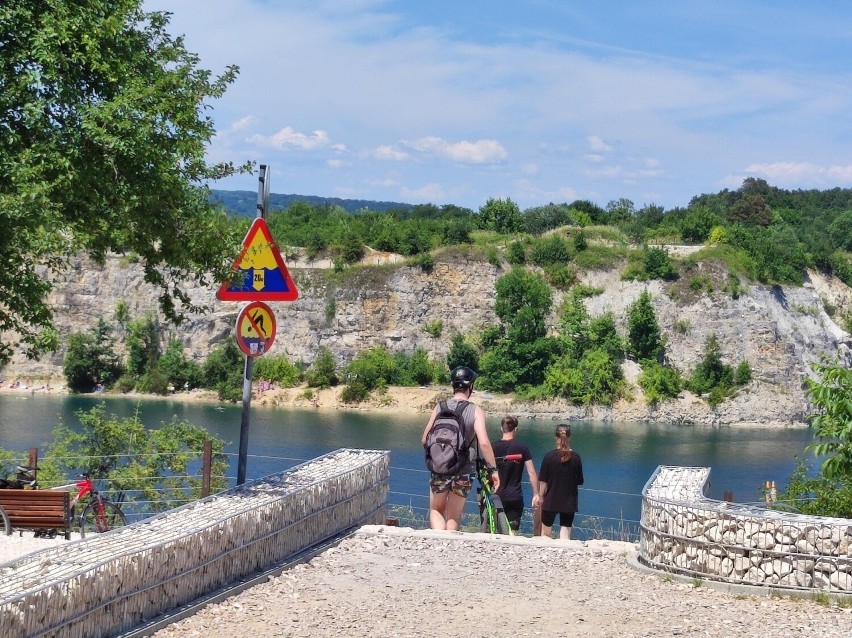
[{"left": 0, "top": 490, "right": 72, "bottom": 539}]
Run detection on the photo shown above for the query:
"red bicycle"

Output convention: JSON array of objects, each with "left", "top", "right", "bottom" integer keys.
[{"left": 61, "top": 473, "right": 127, "bottom": 538}]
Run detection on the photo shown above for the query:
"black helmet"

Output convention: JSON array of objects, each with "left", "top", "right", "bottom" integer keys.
[{"left": 450, "top": 366, "right": 478, "bottom": 389}]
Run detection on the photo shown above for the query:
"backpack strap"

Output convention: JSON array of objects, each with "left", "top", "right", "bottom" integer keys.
[{"left": 453, "top": 400, "right": 473, "bottom": 445}]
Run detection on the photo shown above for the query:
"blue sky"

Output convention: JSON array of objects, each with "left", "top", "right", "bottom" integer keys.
[{"left": 147, "top": 1, "right": 852, "bottom": 211}]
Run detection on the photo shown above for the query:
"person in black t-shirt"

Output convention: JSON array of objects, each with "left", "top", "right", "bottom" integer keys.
[
  {"left": 492, "top": 415, "right": 540, "bottom": 532},
  {"left": 538, "top": 423, "right": 584, "bottom": 540}
]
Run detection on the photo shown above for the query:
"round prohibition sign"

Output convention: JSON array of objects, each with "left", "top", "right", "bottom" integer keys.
[{"left": 235, "top": 301, "right": 277, "bottom": 357}]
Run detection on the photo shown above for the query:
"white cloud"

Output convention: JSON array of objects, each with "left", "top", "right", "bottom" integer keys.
[
  {"left": 744, "top": 161, "right": 852, "bottom": 183},
  {"left": 403, "top": 137, "right": 508, "bottom": 164},
  {"left": 327, "top": 159, "right": 347, "bottom": 169},
  {"left": 520, "top": 163, "right": 539, "bottom": 175},
  {"left": 248, "top": 127, "right": 332, "bottom": 151},
  {"left": 587, "top": 135, "right": 614, "bottom": 153},
  {"left": 583, "top": 154, "right": 605, "bottom": 163},
  {"left": 231, "top": 116, "right": 256, "bottom": 131},
  {"left": 401, "top": 182, "right": 445, "bottom": 201},
  {"left": 374, "top": 145, "right": 410, "bottom": 161}
]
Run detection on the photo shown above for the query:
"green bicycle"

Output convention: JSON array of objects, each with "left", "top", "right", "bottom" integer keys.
[{"left": 474, "top": 453, "right": 519, "bottom": 535}]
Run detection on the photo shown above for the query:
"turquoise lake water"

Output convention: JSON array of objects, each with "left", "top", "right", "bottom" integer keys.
[{"left": 0, "top": 393, "right": 815, "bottom": 539}]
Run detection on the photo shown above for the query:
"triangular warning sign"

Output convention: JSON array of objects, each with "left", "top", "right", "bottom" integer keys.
[{"left": 217, "top": 218, "right": 299, "bottom": 301}]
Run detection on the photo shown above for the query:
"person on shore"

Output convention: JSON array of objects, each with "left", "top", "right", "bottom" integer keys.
[
  {"left": 492, "top": 415, "right": 540, "bottom": 533},
  {"left": 538, "top": 423, "right": 583, "bottom": 540},
  {"left": 422, "top": 366, "right": 500, "bottom": 531}
]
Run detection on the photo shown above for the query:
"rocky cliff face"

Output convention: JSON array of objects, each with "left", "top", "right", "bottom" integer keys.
[{"left": 4, "top": 252, "right": 851, "bottom": 427}]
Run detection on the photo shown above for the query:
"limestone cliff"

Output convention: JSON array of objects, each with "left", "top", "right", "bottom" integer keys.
[{"left": 3, "top": 250, "right": 851, "bottom": 427}]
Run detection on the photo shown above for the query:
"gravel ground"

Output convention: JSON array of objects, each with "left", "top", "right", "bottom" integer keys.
[
  {"left": 4, "top": 526, "right": 852, "bottom": 637},
  {"left": 148, "top": 526, "right": 852, "bottom": 638}
]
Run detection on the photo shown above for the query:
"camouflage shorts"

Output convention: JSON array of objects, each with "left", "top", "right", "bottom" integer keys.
[{"left": 429, "top": 474, "right": 473, "bottom": 497}]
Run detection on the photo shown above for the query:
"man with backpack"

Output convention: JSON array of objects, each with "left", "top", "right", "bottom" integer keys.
[{"left": 422, "top": 366, "right": 500, "bottom": 530}]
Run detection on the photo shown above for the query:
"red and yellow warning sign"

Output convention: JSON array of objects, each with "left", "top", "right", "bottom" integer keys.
[
  {"left": 235, "top": 301, "right": 277, "bottom": 357},
  {"left": 217, "top": 218, "right": 299, "bottom": 302}
]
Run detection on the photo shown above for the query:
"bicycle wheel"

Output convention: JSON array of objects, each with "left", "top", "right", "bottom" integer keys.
[{"left": 80, "top": 500, "right": 127, "bottom": 538}]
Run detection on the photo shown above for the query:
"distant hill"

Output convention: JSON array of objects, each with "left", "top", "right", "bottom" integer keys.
[{"left": 209, "top": 189, "right": 412, "bottom": 216}]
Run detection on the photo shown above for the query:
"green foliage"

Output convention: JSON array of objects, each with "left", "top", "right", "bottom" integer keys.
[
  {"left": 643, "top": 247, "right": 678, "bottom": 280},
  {"left": 828, "top": 211, "right": 852, "bottom": 251},
  {"left": 202, "top": 341, "right": 244, "bottom": 401},
  {"left": 493, "top": 268, "right": 553, "bottom": 340},
  {"left": 544, "top": 348, "right": 623, "bottom": 405},
  {"left": 733, "top": 360, "right": 752, "bottom": 385},
  {"left": 115, "top": 300, "right": 130, "bottom": 327},
  {"left": 157, "top": 338, "right": 203, "bottom": 390},
  {"left": 254, "top": 353, "right": 301, "bottom": 387},
  {"left": 63, "top": 320, "right": 124, "bottom": 392},
  {"left": 505, "top": 240, "right": 526, "bottom": 265},
  {"left": 0, "top": 2, "right": 248, "bottom": 362},
  {"left": 126, "top": 314, "right": 161, "bottom": 378},
  {"left": 340, "top": 231, "right": 366, "bottom": 264},
  {"left": 478, "top": 198, "right": 523, "bottom": 234},
  {"left": 411, "top": 252, "right": 435, "bottom": 272},
  {"left": 626, "top": 291, "right": 664, "bottom": 362},
  {"left": 684, "top": 334, "right": 752, "bottom": 406},
  {"left": 638, "top": 361, "right": 683, "bottom": 404},
  {"left": 39, "top": 404, "right": 228, "bottom": 513},
  {"left": 342, "top": 346, "right": 398, "bottom": 401},
  {"left": 777, "top": 458, "right": 852, "bottom": 518},
  {"left": 530, "top": 234, "right": 572, "bottom": 267},
  {"left": 424, "top": 319, "right": 443, "bottom": 338},
  {"left": 478, "top": 268, "right": 556, "bottom": 392},
  {"left": 306, "top": 347, "right": 339, "bottom": 388},
  {"left": 522, "top": 203, "right": 575, "bottom": 235},
  {"left": 805, "top": 363, "right": 852, "bottom": 480},
  {"left": 325, "top": 297, "right": 337, "bottom": 323},
  {"left": 623, "top": 247, "right": 676, "bottom": 281},
  {"left": 395, "top": 348, "right": 443, "bottom": 386},
  {"left": 543, "top": 263, "right": 577, "bottom": 290},
  {"left": 447, "top": 333, "right": 479, "bottom": 372},
  {"left": 572, "top": 230, "right": 588, "bottom": 252},
  {"left": 541, "top": 290, "right": 624, "bottom": 404}
]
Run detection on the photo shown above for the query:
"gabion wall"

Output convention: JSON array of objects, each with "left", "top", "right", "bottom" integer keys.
[
  {"left": 639, "top": 465, "right": 852, "bottom": 593},
  {"left": 0, "top": 448, "right": 389, "bottom": 638}
]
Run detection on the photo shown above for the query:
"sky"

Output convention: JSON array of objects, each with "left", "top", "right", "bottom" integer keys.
[{"left": 146, "top": 1, "right": 852, "bottom": 211}]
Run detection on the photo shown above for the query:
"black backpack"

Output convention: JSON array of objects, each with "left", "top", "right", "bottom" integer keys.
[{"left": 424, "top": 400, "right": 472, "bottom": 477}]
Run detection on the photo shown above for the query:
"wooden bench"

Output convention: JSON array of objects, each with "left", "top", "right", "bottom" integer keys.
[{"left": 0, "top": 490, "right": 71, "bottom": 539}]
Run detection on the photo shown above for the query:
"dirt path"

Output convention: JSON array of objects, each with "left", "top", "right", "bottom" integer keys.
[{"left": 151, "top": 526, "right": 852, "bottom": 638}]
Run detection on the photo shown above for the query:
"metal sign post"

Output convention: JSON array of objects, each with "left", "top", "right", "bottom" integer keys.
[{"left": 236, "top": 164, "right": 269, "bottom": 486}]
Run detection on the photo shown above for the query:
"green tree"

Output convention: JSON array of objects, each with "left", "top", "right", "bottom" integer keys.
[
  {"left": 202, "top": 341, "right": 244, "bottom": 401},
  {"left": 40, "top": 404, "right": 228, "bottom": 514},
  {"left": 478, "top": 198, "right": 524, "bottom": 234},
  {"left": 638, "top": 361, "right": 682, "bottom": 404},
  {"left": 687, "top": 334, "right": 733, "bottom": 399},
  {"left": 642, "top": 247, "right": 677, "bottom": 280},
  {"left": 626, "top": 291, "right": 664, "bottom": 362},
  {"left": 446, "top": 333, "right": 479, "bottom": 373},
  {"left": 126, "top": 314, "right": 161, "bottom": 377},
  {"left": 306, "top": 347, "right": 339, "bottom": 388},
  {"left": 157, "top": 337, "right": 203, "bottom": 390},
  {"left": 0, "top": 2, "right": 248, "bottom": 362},
  {"left": 805, "top": 363, "right": 852, "bottom": 480},
  {"left": 63, "top": 319, "right": 124, "bottom": 392},
  {"left": 253, "top": 353, "right": 301, "bottom": 387}
]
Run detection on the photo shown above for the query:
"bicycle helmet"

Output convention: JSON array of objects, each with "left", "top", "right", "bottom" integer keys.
[{"left": 450, "top": 366, "right": 478, "bottom": 389}]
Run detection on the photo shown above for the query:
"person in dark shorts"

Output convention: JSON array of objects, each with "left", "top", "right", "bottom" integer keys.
[
  {"left": 538, "top": 423, "right": 584, "bottom": 540},
  {"left": 492, "top": 415, "right": 540, "bottom": 532},
  {"left": 421, "top": 367, "right": 500, "bottom": 530}
]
